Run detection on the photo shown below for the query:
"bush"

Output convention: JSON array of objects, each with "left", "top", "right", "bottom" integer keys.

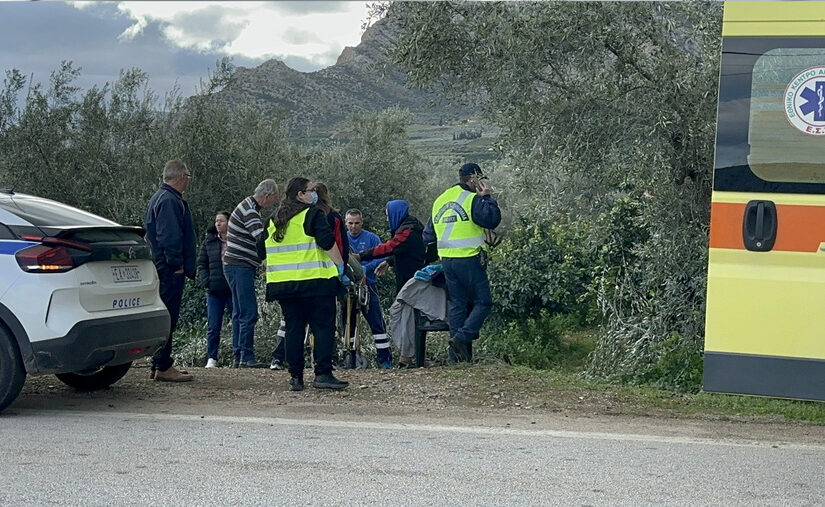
[
  {"left": 488, "top": 214, "right": 597, "bottom": 324},
  {"left": 641, "top": 332, "right": 704, "bottom": 392},
  {"left": 479, "top": 312, "right": 580, "bottom": 370},
  {"left": 171, "top": 278, "right": 284, "bottom": 367}
]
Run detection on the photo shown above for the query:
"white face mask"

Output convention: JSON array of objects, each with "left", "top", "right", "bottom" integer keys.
[{"left": 307, "top": 191, "right": 318, "bottom": 205}]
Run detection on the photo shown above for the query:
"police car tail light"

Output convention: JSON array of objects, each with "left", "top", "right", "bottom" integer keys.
[
  {"left": 15, "top": 244, "right": 76, "bottom": 272},
  {"left": 15, "top": 237, "right": 92, "bottom": 273}
]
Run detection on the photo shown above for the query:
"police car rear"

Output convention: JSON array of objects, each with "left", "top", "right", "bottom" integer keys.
[{"left": 0, "top": 190, "right": 169, "bottom": 412}]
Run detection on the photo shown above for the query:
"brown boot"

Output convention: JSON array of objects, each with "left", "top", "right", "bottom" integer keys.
[
  {"left": 154, "top": 366, "right": 194, "bottom": 382},
  {"left": 150, "top": 368, "right": 188, "bottom": 380}
]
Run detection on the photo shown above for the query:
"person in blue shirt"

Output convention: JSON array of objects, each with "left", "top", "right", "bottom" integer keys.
[{"left": 344, "top": 208, "right": 392, "bottom": 368}]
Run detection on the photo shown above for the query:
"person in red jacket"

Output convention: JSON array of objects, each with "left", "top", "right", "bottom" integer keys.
[
  {"left": 315, "top": 183, "right": 349, "bottom": 258},
  {"left": 354, "top": 200, "right": 426, "bottom": 295}
]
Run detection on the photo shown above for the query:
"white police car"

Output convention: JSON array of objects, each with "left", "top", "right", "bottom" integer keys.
[{"left": 0, "top": 190, "right": 169, "bottom": 412}]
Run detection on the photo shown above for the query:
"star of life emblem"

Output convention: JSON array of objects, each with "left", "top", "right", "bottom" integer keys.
[{"left": 785, "top": 66, "right": 825, "bottom": 136}]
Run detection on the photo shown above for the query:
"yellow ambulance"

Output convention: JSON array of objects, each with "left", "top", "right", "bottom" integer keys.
[{"left": 704, "top": 2, "right": 825, "bottom": 400}]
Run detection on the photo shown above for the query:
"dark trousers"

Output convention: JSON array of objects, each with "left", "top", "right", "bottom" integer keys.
[
  {"left": 272, "top": 318, "right": 286, "bottom": 363},
  {"left": 153, "top": 272, "right": 185, "bottom": 371},
  {"left": 442, "top": 256, "right": 492, "bottom": 344},
  {"left": 280, "top": 296, "right": 336, "bottom": 377},
  {"left": 206, "top": 292, "right": 235, "bottom": 360}
]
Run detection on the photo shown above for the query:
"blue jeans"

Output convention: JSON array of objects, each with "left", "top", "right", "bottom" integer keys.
[
  {"left": 442, "top": 256, "right": 492, "bottom": 344},
  {"left": 223, "top": 263, "right": 259, "bottom": 362},
  {"left": 206, "top": 292, "right": 236, "bottom": 361}
]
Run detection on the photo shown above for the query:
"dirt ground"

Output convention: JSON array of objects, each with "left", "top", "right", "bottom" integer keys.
[{"left": 12, "top": 363, "right": 825, "bottom": 446}]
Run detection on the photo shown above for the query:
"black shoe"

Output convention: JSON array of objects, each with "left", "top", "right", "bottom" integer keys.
[
  {"left": 289, "top": 376, "right": 304, "bottom": 391},
  {"left": 238, "top": 359, "right": 267, "bottom": 369},
  {"left": 231, "top": 357, "right": 240, "bottom": 368},
  {"left": 448, "top": 338, "right": 472, "bottom": 363},
  {"left": 312, "top": 373, "right": 349, "bottom": 390}
]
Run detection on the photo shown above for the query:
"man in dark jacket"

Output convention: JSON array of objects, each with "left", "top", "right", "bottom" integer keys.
[
  {"left": 425, "top": 162, "right": 501, "bottom": 363},
  {"left": 355, "top": 200, "right": 426, "bottom": 295},
  {"left": 197, "top": 211, "right": 237, "bottom": 368},
  {"left": 144, "top": 159, "right": 197, "bottom": 382}
]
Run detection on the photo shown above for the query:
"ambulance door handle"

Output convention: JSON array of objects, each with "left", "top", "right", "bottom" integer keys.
[{"left": 742, "top": 200, "right": 777, "bottom": 252}]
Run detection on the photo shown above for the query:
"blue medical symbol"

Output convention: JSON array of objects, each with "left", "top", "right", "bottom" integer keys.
[{"left": 799, "top": 82, "right": 825, "bottom": 121}]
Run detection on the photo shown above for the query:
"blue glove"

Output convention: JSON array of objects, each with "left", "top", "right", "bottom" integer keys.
[{"left": 337, "top": 264, "right": 351, "bottom": 286}]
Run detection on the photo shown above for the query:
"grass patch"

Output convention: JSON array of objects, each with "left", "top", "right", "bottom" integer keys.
[{"left": 433, "top": 362, "right": 825, "bottom": 425}]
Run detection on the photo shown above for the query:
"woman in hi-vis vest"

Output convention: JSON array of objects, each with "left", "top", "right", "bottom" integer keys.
[{"left": 264, "top": 177, "right": 350, "bottom": 391}]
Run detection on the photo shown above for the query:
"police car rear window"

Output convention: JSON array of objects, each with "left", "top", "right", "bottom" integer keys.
[{"left": 0, "top": 196, "right": 116, "bottom": 227}]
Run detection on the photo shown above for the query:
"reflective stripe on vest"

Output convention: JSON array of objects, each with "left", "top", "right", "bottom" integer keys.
[
  {"left": 264, "top": 209, "right": 338, "bottom": 283},
  {"left": 431, "top": 185, "right": 484, "bottom": 258}
]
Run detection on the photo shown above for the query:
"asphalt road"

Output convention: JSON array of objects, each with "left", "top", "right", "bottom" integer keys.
[{"left": 1, "top": 409, "right": 824, "bottom": 506}]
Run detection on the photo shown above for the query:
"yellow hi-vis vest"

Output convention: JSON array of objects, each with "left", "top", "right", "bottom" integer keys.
[
  {"left": 431, "top": 185, "right": 484, "bottom": 258},
  {"left": 264, "top": 209, "right": 338, "bottom": 284}
]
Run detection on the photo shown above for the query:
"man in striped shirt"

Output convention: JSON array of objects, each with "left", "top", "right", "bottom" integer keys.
[{"left": 224, "top": 179, "right": 279, "bottom": 368}]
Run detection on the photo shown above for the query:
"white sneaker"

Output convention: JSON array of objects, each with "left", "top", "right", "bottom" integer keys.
[{"left": 205, "top": 358, "right": 218, "bottom": 368}]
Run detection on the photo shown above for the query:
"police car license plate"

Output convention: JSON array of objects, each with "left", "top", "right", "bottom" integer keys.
[{"left": 111, "top": 265, "right": 142, "bottom": 283}]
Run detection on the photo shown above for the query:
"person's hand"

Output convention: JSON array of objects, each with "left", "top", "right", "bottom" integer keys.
[
  {"left": 352, "top": 253, "right": 361, "bottom": 261},
  {"left": 476, "top": 178, "right": 492, "bottom": 196},
  {"left": 375, "top": 260, "right": 389, "bottom": 276},
  {"left": 337, "top": 264, "right": 351, "bottom": 286}
]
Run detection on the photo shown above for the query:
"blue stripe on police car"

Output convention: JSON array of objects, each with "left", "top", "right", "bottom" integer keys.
[{"left": 0, "top": 240, "right": 38, "bottom": 255}]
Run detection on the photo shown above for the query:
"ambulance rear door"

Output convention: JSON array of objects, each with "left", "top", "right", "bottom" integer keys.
[{"left": 704, "top": 2, "right": 825, "bottom": 401}]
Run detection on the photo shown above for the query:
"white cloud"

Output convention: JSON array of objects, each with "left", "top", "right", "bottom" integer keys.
[{"left": 76, "top": 1, "right": 371, "bottom": 70}]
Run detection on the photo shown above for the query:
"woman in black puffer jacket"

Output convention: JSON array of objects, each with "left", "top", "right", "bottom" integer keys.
[{"left": 196, "top": 211, "right": 237, "bottom": 367}]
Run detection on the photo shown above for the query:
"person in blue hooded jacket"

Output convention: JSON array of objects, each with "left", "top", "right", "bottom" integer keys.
[{"left": 354, "top": 200, "right": 426, "bottom": 295}]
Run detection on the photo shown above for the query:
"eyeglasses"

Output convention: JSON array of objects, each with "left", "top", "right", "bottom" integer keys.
[{"left": 184, "top": 172, "right": 192, "bottom": 178}]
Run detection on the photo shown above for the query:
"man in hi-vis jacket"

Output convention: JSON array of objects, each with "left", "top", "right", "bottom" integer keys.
[{"left": 425, "top": 162, "right": 501, "bottom": 363}]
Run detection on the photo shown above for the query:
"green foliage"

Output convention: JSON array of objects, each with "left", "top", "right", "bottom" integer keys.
[
  {"left": 307, "top": 107, "right": 434, "bottom": 228},
  {"left": 388, "top": 2, "right": 721, "bottom": 385},
  {"left": 640, "top": 333, "right": 704, "bottom": 392},
  {"left": 172, "top": 281, "right": 284, "bottom": 367},
  {"left": 488, "top": 214, "right": 595, "bottom": 323},
  {"left": 479, "top": 312, "right": 580, "bottom": 370}
]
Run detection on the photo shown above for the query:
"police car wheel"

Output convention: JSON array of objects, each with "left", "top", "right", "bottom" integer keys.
[
  {"left": 0, "top": 325, "right": 26, "bottom": 413},
  {"left": 55, "top": 362, "right": 132, "bottom": 391}
]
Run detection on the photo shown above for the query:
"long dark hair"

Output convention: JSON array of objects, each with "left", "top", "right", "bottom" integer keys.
[
  {"left": 272, "top": 177, "right": 311, "bottom": 242},
  {"left": 314, "top": 182, "right": 337, "bottom": 217}
]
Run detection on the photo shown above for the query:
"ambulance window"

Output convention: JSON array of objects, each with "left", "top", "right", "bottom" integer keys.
[{"left": 748, "top": 48, "right": 825, "bottom": 183}]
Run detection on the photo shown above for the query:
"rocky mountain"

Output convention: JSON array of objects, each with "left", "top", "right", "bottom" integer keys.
[{"left": 209, "top": 17, "right": 470, "bottom": 136}]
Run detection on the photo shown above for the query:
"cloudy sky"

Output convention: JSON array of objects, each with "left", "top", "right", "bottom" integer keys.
[{"left": 0, "top": 1, "right": 372, "bottom": 99}]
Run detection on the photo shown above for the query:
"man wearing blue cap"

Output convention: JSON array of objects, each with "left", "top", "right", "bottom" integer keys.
[{"left": 426, "top": 162, "right": 501, "bottom": 363}]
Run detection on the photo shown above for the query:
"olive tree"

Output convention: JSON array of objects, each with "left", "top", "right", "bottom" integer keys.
[{"left": 385, "top": 1, "right": 722, "bottom": 389}]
